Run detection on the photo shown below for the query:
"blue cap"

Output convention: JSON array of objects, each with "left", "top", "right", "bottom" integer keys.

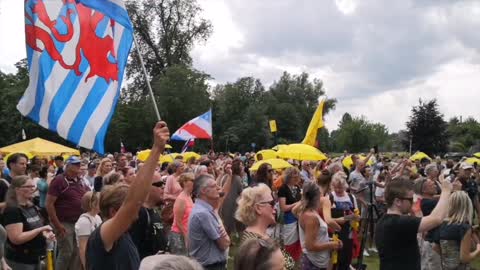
[{"left": 66, "top": 156, "right": 81, "bottom": 165}]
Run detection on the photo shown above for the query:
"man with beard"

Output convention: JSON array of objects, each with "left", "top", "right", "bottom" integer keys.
[{"left": 375, "top": 175, "right": 451, "bottom": 270}]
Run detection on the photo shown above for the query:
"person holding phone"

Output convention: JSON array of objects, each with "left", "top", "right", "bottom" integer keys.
[{"left": 3, "top": 175, "right": 56, "bottom": 269}]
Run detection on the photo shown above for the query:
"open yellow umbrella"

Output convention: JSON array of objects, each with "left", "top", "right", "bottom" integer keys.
[
  {"left": 276, "top": 144, "right": 327, "bottom": 161},
  {"left": 160, "top": 153, "right": 181, "bottom": 164},
  {"left": 0, "top": 138, "right": 79, "bottom": 156},
  {"left": 250, "top": 159, "right": 293, "bottom": 171},
  {"left": 272, "top": 144, "right": 288, "bottom": 151},
  {"left": 473, "top": 153, "right": 480, "bottom": 158},
  {"left": 137, "top": 150, "right": 179, "bottom": 163},
  {"left": 255, "top": 149, "right": 278, "bottom": 161},
  {"left": 182, "top": 152, "right": 201, "bottom": 162},
  {"left": 409, "top": 152, "right": 431, "bottom": 161},
  {"left": 342, "top": 154, "right": 374, "bottom": 169},
  {"left": 465, "top": 157, "right": 480, "bottom": 165}
]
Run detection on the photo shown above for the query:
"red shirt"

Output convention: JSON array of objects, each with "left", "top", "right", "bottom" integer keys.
[{"left": 48, "top": 174, "right": 89, "bottom": 223}]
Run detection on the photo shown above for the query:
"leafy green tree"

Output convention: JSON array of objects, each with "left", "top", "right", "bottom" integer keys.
[
  {"left": 330, "top": 113, "right": 389, "bottom": 153},
  {"left": 447, "top": 117, "right": 480, "bottom": 153},
  {"left": 107, "top": 65, "right": 211, "bottom": 152},
  {"left": 404, "top": 99, "right": 449, "bottom": 156},
  {"left": 125, "top": 0, "right": 212, "bottom": 99}
]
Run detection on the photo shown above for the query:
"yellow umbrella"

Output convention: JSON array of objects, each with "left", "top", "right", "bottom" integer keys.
[
  {"left": 137, "top": 150, "right": 179, "bottom": 163},
  {"left": 0, "top": 138, "right": 79, "bottom": 156},
  {"left": 342, "top": 154, "right": 374, "bottom": 169},
  {"left": 255, "top": 149, "right": 278, "bottom": 161},
  {"left": 409, "top": 152, "right": 431, "bottom": 161},
  {"left": 3, "top": 151, "right": 34, "bottom": 161},
  {"left": 465, "top": 157, "right": 480, "bottom": 165},
  {"left": 250, "top": 159, "right": 293, "bottom": 171},
  {"left": 276, "top": 143, "right": 327, "bottom": 161},
  {"left": 473, "top": 153, "right": 480, "bottom": 158},
  {"left": 272, "top": 144, "right": 287, "bottom": 151},
  {"left": 160, "top": 153, "right": 182, "bottom": 164},
  {"left": 182, "top": 152, "right": 201, "bottom": 162},
  {"left": 137, "top": 150, "right": 152, "bottom": 162}
]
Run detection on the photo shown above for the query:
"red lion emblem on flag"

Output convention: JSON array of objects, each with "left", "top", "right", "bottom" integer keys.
[{"left": 25, "top": 0, "right": 119, "bottom": 82}]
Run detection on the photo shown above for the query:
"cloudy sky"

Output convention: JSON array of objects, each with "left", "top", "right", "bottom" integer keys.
[{"left": 1, "top": 0, "right": 479, "bottom": 133}]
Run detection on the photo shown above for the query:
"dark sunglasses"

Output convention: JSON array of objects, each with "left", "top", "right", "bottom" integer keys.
[
  {"left": 152, "top": 182, "right": 165, "bottom": 188},
  {"left": 256, "top": 200, "right": 275, "bottom": 207}
]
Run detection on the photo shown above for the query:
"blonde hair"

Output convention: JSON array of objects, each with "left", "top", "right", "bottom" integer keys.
[
  {"left": 447, "top": 191, "right": 473, "bottom": 225},
  {"left": 331, "top": 172, "right": 348, "bottom": 189},
  {"left": 178, "top": 173, "right": 194, "bottom": 188},
  {"left": 99, "top": 184, "right": 129, "bottom": 219},
  {"left": 96, "top": 158, "right": 112, "bottom": 177},
  {"left": 235, "top": 183, "right": 272, "bottom": 226},
  {"left": 81, "top": 191, "right": 99, "bottom": 212}
]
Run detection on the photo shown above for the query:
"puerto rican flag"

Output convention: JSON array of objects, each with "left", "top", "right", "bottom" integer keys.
[{"left": 171, "top": 110, "right": 212, "bottom": 141}]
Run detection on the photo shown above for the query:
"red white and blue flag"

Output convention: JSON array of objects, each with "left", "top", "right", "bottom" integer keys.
[
  {"left": 17, "top": 0, "right": 133, "bottom": 154},
  {"left": 181, "top": 138, "right": 195, "bottom": 153},
  {"left": 171, "top": 110, "right": 212, "bottom": 141}
]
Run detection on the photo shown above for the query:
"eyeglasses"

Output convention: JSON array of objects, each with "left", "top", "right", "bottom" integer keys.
[
  {"left": 256, "top": 200, "right": 275, "bottom": 207},
  {"left": 152, "top": 182, "right": 165, "bottom": 188},
  {"left": 398, "top": 197, "right": 414, "bottom": 203}
]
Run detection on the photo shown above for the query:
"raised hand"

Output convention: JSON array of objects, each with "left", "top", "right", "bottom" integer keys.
[{"left": 153, "top": 121, "right": 170, "bottom": 151}]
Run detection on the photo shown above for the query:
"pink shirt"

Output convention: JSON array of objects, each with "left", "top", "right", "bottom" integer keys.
[
  {"left": 164, "top": 174, "right": 182, "bottom": 201},
  {"left": 171, "top": 192, "right": 194, "bottom": 235}
]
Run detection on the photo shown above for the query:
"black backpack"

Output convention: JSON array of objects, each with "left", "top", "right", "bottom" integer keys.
[{"left": 144, "top": 207, "right": 169, "bottom": 254}]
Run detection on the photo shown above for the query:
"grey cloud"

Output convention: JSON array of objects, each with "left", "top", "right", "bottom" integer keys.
[{"left": 203, "top": 0, "right": 480, "bottom": 99}]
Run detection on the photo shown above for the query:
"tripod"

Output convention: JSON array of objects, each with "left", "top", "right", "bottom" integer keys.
[{"left": 355, "top": 182, "right": 381, "bottom": 270}]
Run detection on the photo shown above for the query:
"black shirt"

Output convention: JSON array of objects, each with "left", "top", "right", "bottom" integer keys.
[
  {"left": 86, "top": 223, "right": 140, "bottom": 270},
  {"left": 3, "top": 205, "right": 46, "bottom": 264},
  {"left": 129, "top": 207, "right": 168, "bottom": 259},
  {"left": 435, "top": 222, "right": 471, "bottom": 244},
  {"left": 420, "top": 198, "right": 438, "bottom": 242},
  {"left": 277, "top": 184, "right": 301, "bottom": 205},
  {"left": 375, "top": 214, "right": 421, "bottom": 270}
]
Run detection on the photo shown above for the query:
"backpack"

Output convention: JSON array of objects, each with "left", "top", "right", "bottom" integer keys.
[{"left": 143, "top": 207, "right": 168, "bottom": 254}]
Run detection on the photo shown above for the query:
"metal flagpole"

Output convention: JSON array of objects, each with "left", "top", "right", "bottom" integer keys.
[{"left": 133, "top": 36, "right": 161, "bottom": 121}]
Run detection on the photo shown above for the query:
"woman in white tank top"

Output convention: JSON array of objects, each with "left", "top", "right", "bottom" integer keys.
[{"left": 298, "top": 182, "right": 343, "bottom": 270}]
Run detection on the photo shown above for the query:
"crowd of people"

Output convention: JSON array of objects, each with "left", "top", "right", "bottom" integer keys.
[{"left": 0, "top": 122, "right": 479, "bottom": 270}]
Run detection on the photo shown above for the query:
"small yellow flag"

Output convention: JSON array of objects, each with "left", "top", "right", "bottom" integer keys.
[
  {"left": 301, "top": 99, "right": 325, "bottom": 146},
  {"left": 269, "top": 120, "right": 277, "bottom": 133}
]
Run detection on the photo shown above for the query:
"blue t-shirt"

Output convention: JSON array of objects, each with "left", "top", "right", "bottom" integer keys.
[{"left": 36, "top": 178, "right": 48, "bottom": 208}]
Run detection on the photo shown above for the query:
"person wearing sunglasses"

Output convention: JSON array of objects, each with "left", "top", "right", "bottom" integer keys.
[
  {"left": 235, "top": 183, "right": 295, "bottom": 270},
  {"left": 86, "top": 121, "right": 170, "bottom": 270},
  {"left": 3, "top": 175, "right": 55, "bottom": 269},
  {"left": 375, "top": 173, "right": 452, "bottom": 270},
  {"left": 129, "top": 172, "right": 168, "bottom": 259}
]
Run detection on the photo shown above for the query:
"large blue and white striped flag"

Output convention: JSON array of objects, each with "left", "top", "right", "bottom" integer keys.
[{"left": 18, "top": 0, "right": 133, "bottom": 154}]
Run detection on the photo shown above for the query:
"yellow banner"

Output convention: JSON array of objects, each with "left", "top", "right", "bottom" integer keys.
[
  {"left": 301, "top": 99, "right": 325, "bottom": 146},
  {"left": 269, "top": 120, "right": 277, "bottom": 133}
]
